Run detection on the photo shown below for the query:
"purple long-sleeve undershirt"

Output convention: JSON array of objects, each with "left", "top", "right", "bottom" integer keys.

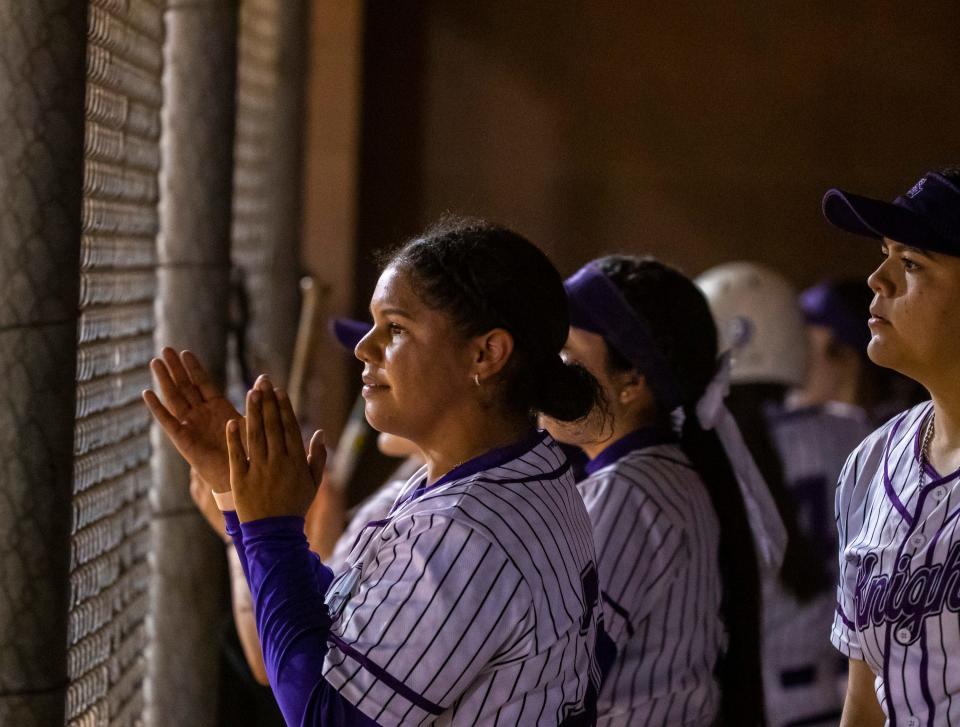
[{"left": 223, "top": 511, "right": 379, "bottom": 727}]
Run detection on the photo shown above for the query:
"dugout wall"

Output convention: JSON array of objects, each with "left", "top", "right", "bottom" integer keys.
[{"left": 0, "top": 1, "right": 308, "bottom": 725}]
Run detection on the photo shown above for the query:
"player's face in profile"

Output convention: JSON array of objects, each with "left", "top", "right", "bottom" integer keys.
[
  {"left": 866, "top": 239, "right": 960, "bottom": 379},
  {"left": 354, "top": 265, "right": 475, "bottom": 441},
  {"left": 540, "top": 326, "right": 616, "bottom": 448}
]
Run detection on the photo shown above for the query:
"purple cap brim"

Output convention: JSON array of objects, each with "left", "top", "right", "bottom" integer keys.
[
  {"left": 822, "top": 188, "right": 939, "bottom": 248},
  {"left": 330, "top": 318, "right": 370, "bottom": 351},
  {"left": 564, "top": 263, "right": 682, "bottom": 412}
]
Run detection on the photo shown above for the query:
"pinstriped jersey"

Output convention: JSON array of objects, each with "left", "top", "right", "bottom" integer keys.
[
  {"left": 322, "top": 432, "right": 605, "bottom": 726},
  {"left": 327, "top": 476, "right": 408, "bottom": 575},
  {"left": 578, "top": 435, "right": 723, "bottom": 726},
  {"left": 834, "top": 402, "right": 960, "bottom": 726},
  {"left": 762, "top": 404, "right": 872, "bottom": 726}
]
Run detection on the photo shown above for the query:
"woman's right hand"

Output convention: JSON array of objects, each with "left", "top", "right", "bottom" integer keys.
[{"left": 142, "top": 347, "right": 241, "bottom": 491}]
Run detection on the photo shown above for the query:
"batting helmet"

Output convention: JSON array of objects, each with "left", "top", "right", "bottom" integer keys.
[{"left": 695, "top": 262, "right": 807, "bottom": 387}]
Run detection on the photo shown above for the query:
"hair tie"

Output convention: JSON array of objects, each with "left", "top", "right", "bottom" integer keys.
[{"left": 696, "top": 351, "right": 732, "bottom": 430}]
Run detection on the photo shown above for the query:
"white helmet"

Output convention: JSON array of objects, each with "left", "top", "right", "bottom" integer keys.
[{"left": 695, "top": 262, "right": 807, "bottom": 387}]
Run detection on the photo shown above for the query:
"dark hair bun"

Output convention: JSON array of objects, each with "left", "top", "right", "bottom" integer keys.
[{"left": 529, "top": 356, "right": 596, "bottom": 422}]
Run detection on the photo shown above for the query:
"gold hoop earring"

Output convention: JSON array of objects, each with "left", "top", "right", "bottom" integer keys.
[{"left": 474, "top": 373, "right": 480, "bottom": 387}]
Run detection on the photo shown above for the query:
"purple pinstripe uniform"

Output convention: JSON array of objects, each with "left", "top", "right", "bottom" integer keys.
[
  {"left": 324, "top": 432, "right": 607, "bottom": 725},
  {"left": 763, "top": 403, "right": 872, "bottom": 726},
  {"left": 228, "top": 431, "right": 609, "bottom": 726},
  {"left": 578, "top": 428, "right": 723, "bottom": 726},
  {"left": 834, "top": 402, "right": 960, "bottom": 726}
]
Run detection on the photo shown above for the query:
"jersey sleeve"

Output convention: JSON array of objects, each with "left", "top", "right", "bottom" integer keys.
[
  {"left": 237, "top": 515, "right": 379, "bottom": 727},
  {"left": 579, "top": 473, "right": 687, "bottom": 648},
  {"left": 831, "top": 449, "right": 863, "bottom": 660},
  {"left": 322, "top": 513, "right": 533, "bottom": 726}
]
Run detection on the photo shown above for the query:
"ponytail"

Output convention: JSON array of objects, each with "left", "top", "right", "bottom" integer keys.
[
  {"left": 680, "top": 407, "right": 765, "bottom": 726},
  {"left": 725, "top": 385, "right": 832, "bottom": 602}
]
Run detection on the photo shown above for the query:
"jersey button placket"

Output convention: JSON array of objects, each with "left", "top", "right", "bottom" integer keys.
[
  {"left": 896, "top": 627, "right": 913, "bottom": 645},
  {"left": 905, "top": 716, "right": 921, "bottom": 727}
]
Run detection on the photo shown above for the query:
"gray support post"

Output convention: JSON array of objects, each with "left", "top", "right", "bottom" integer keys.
[
  {"left": 0, "top": 2, "right": 88, "bottom": 725},
  {"left": 264, "top": 0, "right": 308, "bottom": 382},
  {"left": 145, "top": 2, "right": 238, "bottom": 725}
]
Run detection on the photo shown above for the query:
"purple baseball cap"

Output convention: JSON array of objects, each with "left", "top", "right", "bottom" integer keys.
[
  {"left": 799, "top": 281, "right": 871, "bottom": 355},
  {"left": 823, "top": 171, "right": 960, "bottom": 255},
  {"left": 330, "top": 317, "right": 370, "bottom": 351}
]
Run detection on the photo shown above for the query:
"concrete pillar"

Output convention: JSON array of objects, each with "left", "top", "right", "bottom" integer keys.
[
  {"left": 0, "top": 2, "right": 88, "bottom": 725},
  {"left": 261, "top": 0, "right": 308, "bottom": 384},
  {"left": 146, "top": 2, "right": 238, "bottom": 725}
]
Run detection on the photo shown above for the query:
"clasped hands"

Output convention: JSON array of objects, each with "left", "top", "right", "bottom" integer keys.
[{"left": 142, "top": 347, "right": 326, "bottom": 523}]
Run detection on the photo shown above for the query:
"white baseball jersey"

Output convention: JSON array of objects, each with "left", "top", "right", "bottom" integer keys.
[
  {"left": 322, "top": 431, "right": 605, "bottom": 726},
  {"left": 326, "top": 467, "right": 415, "bottom": 574},
  {"left": 762, "top": 403, "right": 873, "bottom": 727},
  {"left": 833, "top": 402, "right": 960, "bottom": 726},
  {"left": 577, "top": 430, "right": 723, "bottom": 726}
]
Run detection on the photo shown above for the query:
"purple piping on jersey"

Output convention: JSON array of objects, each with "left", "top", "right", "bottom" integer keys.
[
  {"left": 883, "top": 468, "right": 941, "bottom": 726},
  {"left": 345, "top": 457, "right": 574, "bottom": 557},
  {"left": 340, "top": 516, "right": 393, "bottom": 562},
  {"left": 584, "top": 427, "right": 678, "bottom": 476},
  {"left": 916, "top": 485, "right": 960, "bottom": 725},
  {"left": 884, "top": 413, "right": 915, "bottom": 527},
  {"left": 342, "top": 432, "right": 561, "bottom": 557},
  {"left": 876, "top": 413, "right": 960, "bottom": 725},
  {"left": 392, "top": 430, "right": 549, "bottom": 511},
  {"left": 912, "top": 404, "right": 960, "bottom": 491},
  {"left": 836, "top": 602, "right": 856, "bottom": 631},
  {"left": 328, "top": 633, "right": 444, "bottom": 716},
  {"left": 878, "top": 409, "right": 926, "bottom": 726},
  {"left": 910, "top": 405, "right": 960, "bottom": 494},
  {"left": 901, "top": 478, "right": 937, "bottom": 724}
]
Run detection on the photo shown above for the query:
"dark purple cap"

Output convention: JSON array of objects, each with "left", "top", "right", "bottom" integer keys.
[
  {"left": 799, "top": 281, "right": 871, "bottom": 355},
  {"left": 564, "top": 262, "right": 682, "bottom": 412},
  {"left": 823, "top": 172, "right": 960, "bottom": 255},
  {"left": 329, "top": 318, "right": 370, "bottom": 351}
]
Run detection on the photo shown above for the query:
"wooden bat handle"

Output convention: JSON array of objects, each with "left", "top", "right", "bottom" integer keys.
[{"left": 288, "top": 275, "right": 322, "bottom": 415}]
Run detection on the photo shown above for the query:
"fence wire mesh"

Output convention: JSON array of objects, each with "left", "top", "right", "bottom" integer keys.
[{"left": 66, "top": 2, "right": 164, "bottom": 725}]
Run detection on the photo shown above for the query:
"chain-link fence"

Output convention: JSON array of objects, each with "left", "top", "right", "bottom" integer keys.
[
  {"left": 65, "top": 2, "right": 165, "bottom": 724},
  {"left": 0, "top": 1, "right": 307, "bottom": 723}
]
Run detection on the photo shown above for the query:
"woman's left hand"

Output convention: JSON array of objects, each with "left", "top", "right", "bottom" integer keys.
[{"left": 227, "top": 377, "right": 327, "bottom": 524}]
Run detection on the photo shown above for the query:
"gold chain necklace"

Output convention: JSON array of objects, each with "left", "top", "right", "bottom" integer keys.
[{"left": 919, "top": 410, "right": 936, "bottom": 490}]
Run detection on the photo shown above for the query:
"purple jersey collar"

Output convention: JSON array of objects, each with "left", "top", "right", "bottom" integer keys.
[
  {"left": 564, "top": 262, "right": 682, "bottom": 412},
  {"left": 397, "top": 429, "right": 550, "bottom": 509},
  {"left": 585, "top": 426, "right": 678, "bottom": 476}
]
